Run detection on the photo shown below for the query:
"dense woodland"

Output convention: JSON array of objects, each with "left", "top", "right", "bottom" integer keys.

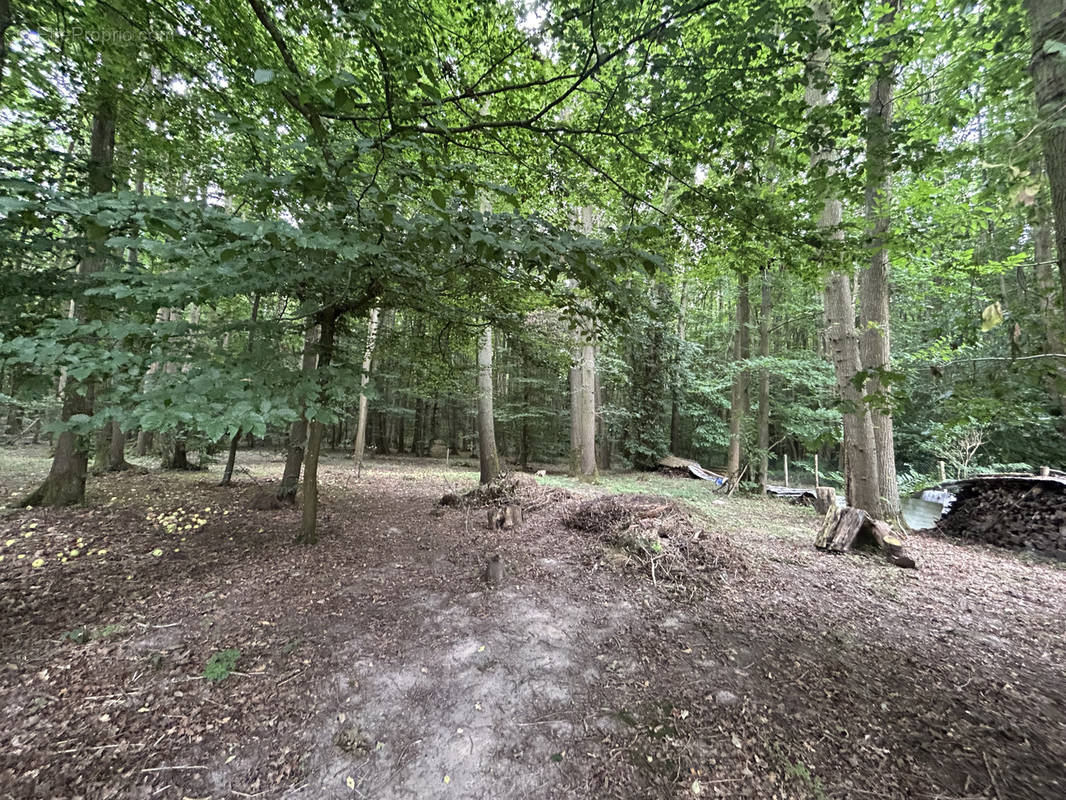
[{"left": 3, "top": 0, "right": 1066, "bottom": 539}]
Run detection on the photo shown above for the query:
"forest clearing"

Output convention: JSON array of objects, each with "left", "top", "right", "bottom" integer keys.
[
  {"left": 1, "top": 449, "right": 1065, "bottom": 799},
  {"left": 6, "top": 0, "right": 1066, "bottom": 798}
]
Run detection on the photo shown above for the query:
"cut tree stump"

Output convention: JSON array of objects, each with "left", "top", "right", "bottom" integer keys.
[
  {"left": 488, "top": 503, "right": 523, "bottom": 530},
  {"left": 816, "top": 505, "right": 915, "bottom": 568},
  {"left": 813, "top": 487, "right": 837, "bottom": 515}
]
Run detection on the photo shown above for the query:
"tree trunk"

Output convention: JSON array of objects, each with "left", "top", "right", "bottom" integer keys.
[
  {"left": 277, "top": 321, "right": 320, "bottom": 502},
  {"left": 726, "top": 274, "right": 751, "bottom": 480},
  {"left": 670, "top": 271, "right": 688, "bottom": 455},
  {"left": 299, "top": 311, "right": 337, "bottom": 544},
  {"left": 136, "top": 429, "right": 152, "bottom": 456},
  {"left": 476, "top": 326, "right": 499, "bottom": 484},
  {"left": 568, "top": 361, "right": 581, "bottom": 476},
  {"left": 21, "top": 86, "right": 115, "bottom": 507},
  {"left": 595, "top": 363, "right": 610, "bottom": 470},
  {"left": 1034, "top": 210, "right": 1066, "bottom": 417},
  {"left": 858, "top": 0, "right": 903, "bottom": 522},
  {"left": 807, "top": 0, "right": 882, "bottom": 517},
  {"left": 1026, "top": 0, "right": 1066, "bottom": 331},
  {"left": 757, "top": 266, "right": 772, "bottom": 493},
  {"left": 351, "top": 307, "right": 381, "bottom": 473},
  {"left": 108, "top": 421, "right": 128, "bottom": 471},
  {"left": 220, "top": 294, "right": 262, "bottom": 486}
]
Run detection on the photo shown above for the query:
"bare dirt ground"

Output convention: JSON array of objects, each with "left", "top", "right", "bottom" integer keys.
[{"left": 1, "top": 447, "right": 1064, "bottom": 800}]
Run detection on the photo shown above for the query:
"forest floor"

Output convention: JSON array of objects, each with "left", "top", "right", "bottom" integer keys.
[{"left": 1, "top": 446, "right": 1065, "bottom": 800}]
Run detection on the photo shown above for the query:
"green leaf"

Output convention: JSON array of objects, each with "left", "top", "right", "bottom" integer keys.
[{"left": 980, "top": 301, "right": 1004, "bottom": 332}]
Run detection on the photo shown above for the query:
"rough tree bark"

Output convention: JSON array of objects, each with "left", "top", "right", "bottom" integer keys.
[
  {"left": 858, "top": 0, "right": 903, "bottom": 522},
  {"left": 1034, "top": 210, "right": 1066, "bottom": 417},
  {"left": 277, "top": 322, "right": 320, "bottom": 502},
  {"left": 726, "top": 273, "right": 751, "bottom": 480},
  {"left": 806, "top": 0, "right": 882, "bottom": 517},
  {"left": 21, "top": 86, "right": 115, "bottom": 507},
  {"left": 569, "top": 325, "right": 598, "bottom": 479},
  {"left": 757, "top": 266, "right": 772, "bottom": 493},
  {"left": 351, "top": 307, "right": 381, "bottom": 474},
  {"left": 476, "top": 326, "right": 500, "bottom": 484},
  {"left": 1026, "top": 0, "right": 1066, "bottom": 329},
  {"left": 299, "top": 310, "right": 337, "bottom": 544}
]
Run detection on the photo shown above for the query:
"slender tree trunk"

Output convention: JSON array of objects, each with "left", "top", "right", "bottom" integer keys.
[
  {"left": 352, "top": 307, "right": 380, "bottom": 472},
  {"left": 858, "top": 0, "right": 903, "bottom": 522},
  {"left": 568, "top": 361, "right": 581, "bottom": 476},
  {"left": 21, "top": 86, "right": 115, "bottom": 507},
  {"left": 221, "top": 294, "right": 262, "bottom": 486},
  {"left": 757, "top": 266, "right": 772, "bottom": 493},
  {"left": 476, "top": 326, "right": 499, "bottom": 484},
  {"left": 136, "top": 430, "right": 152, "bottom": 456},
  {"left": 807, "top": 0, "right": 882, "bottom": 516},
  {"left": 670, "top": 271, "right": 688, "bottom": 455},
  {"left": 1026, "top": 0, "right": 1066, "bottom": 330},
  {"left": 726, "top": 274, "right": 751, "bottom": 479},
  {"left": 277, "top": 321, "right": 320, "bottom": 502},
  {"left": 577, "top": 338, "right": 597, "bottom": 477},
  {"left": 299, "top": 311, "right": 337, "bottom": 544}
]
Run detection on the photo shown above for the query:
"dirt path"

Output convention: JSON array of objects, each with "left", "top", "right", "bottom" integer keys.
[{"left": 1, "top": 450, "right": 1064, "bottom": 799}]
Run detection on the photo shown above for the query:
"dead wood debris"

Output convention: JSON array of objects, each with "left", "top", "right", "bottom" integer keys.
[
  {"left": 439, "top": 472, "right": 573, "bottom": 512},
  {"left": 563, "top": 495, "right": 741, "bottom": 588}
]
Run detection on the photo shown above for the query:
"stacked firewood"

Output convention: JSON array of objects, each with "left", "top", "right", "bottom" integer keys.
[{"left": 936, "top": 478, "right": 1066, "bottom": 559}]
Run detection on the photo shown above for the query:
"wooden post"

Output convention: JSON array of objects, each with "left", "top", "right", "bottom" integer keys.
[
  {"left": 1040, "top": 465, "right": 1050, "bottom": 476},
  {"left": 784, "top": 454, "right": 790, "bottom": 488},
  {"left": 446, "top": 447, "right": 450, "bottom": 468},
  {"left": 938, "top": 460, "right": 946, "bottom": 483},
  {"left": 814, "top": 454, "right": 820, "bottom": 489}
]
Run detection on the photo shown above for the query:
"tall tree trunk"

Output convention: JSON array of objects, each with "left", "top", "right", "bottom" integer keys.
[
  {"left": 21, "top": 86, "right": 115, "bottom": 507},
  {"left": 568, "top": 361, "right": 581, "bottom": 476},
  {"left": 476, "top": 326, "right": 499, "bottom": 484},
  {"left": 726, "top": 274, "right": 751, "bottom": 479},
  {"left": 757, "top": 266, "right": 772, "bottom": 493},
  {"left": 352, "top": 307, "right": 381, "bottom": 472},
  {"left": 277, "top": 321, "right": 320, "bottom": 502},
  {"left": 1034, "top": 208, "right": 1066, "bottom": 417},
  {"left": 577, "top": 338, "right": 597, "bottom": 477},
  {"left": 221, "top": 294, "right": 261, "bottom": 486},
  {"left": 807, "top": 0, "right": 882, "bottom": 516},
  {"left": 595, "top": 361, "right": 610, "bottom": 470},
  {"left": 670, "top": 271, "right": 688, "bottom": 455},
  {"left": 858, "top": 0, "right": 903, "bottom": 522},
  {"left": 1027, "top": 0, "right": 1066, "bottom": 329},
  {"left": 299, "top": 310, "right": 337, "bottom": 544}
]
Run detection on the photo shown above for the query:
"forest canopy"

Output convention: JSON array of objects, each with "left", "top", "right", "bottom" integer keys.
[{"left": 2, "top": 0, "right": 1065, "bottom": 536}]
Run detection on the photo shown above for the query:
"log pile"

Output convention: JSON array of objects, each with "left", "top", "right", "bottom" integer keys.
[{"left": 935, "top": 476, "right": 1066, "bottom": 559}]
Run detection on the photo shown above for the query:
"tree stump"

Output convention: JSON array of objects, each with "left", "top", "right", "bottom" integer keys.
[
  {"left": 813, "top": 486, "right": 837, "bottom": 515},
  {"left": 816, "top": 505, "right": 915, "bottom": 568},
  {"left": 488, "top": 503, "right": 523, "bottom": 530}
]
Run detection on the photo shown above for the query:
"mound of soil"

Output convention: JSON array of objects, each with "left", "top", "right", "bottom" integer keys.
[{"left": 564, "top": 495, "right": 741, "bottom": 589}]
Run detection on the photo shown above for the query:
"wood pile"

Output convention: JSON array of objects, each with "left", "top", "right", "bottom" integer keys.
[{"left": 935, "top": 476, "right": 1066, "bottom": 560}]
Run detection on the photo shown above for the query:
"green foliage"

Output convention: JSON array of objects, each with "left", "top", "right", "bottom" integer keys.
[{"left": 203, "top": 648, "right": 241, "bottom": 683}]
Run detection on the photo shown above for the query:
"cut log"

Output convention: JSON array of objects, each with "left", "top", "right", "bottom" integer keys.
[{"left": 816, "top": 505, "right": 915, "bottom": 568}]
